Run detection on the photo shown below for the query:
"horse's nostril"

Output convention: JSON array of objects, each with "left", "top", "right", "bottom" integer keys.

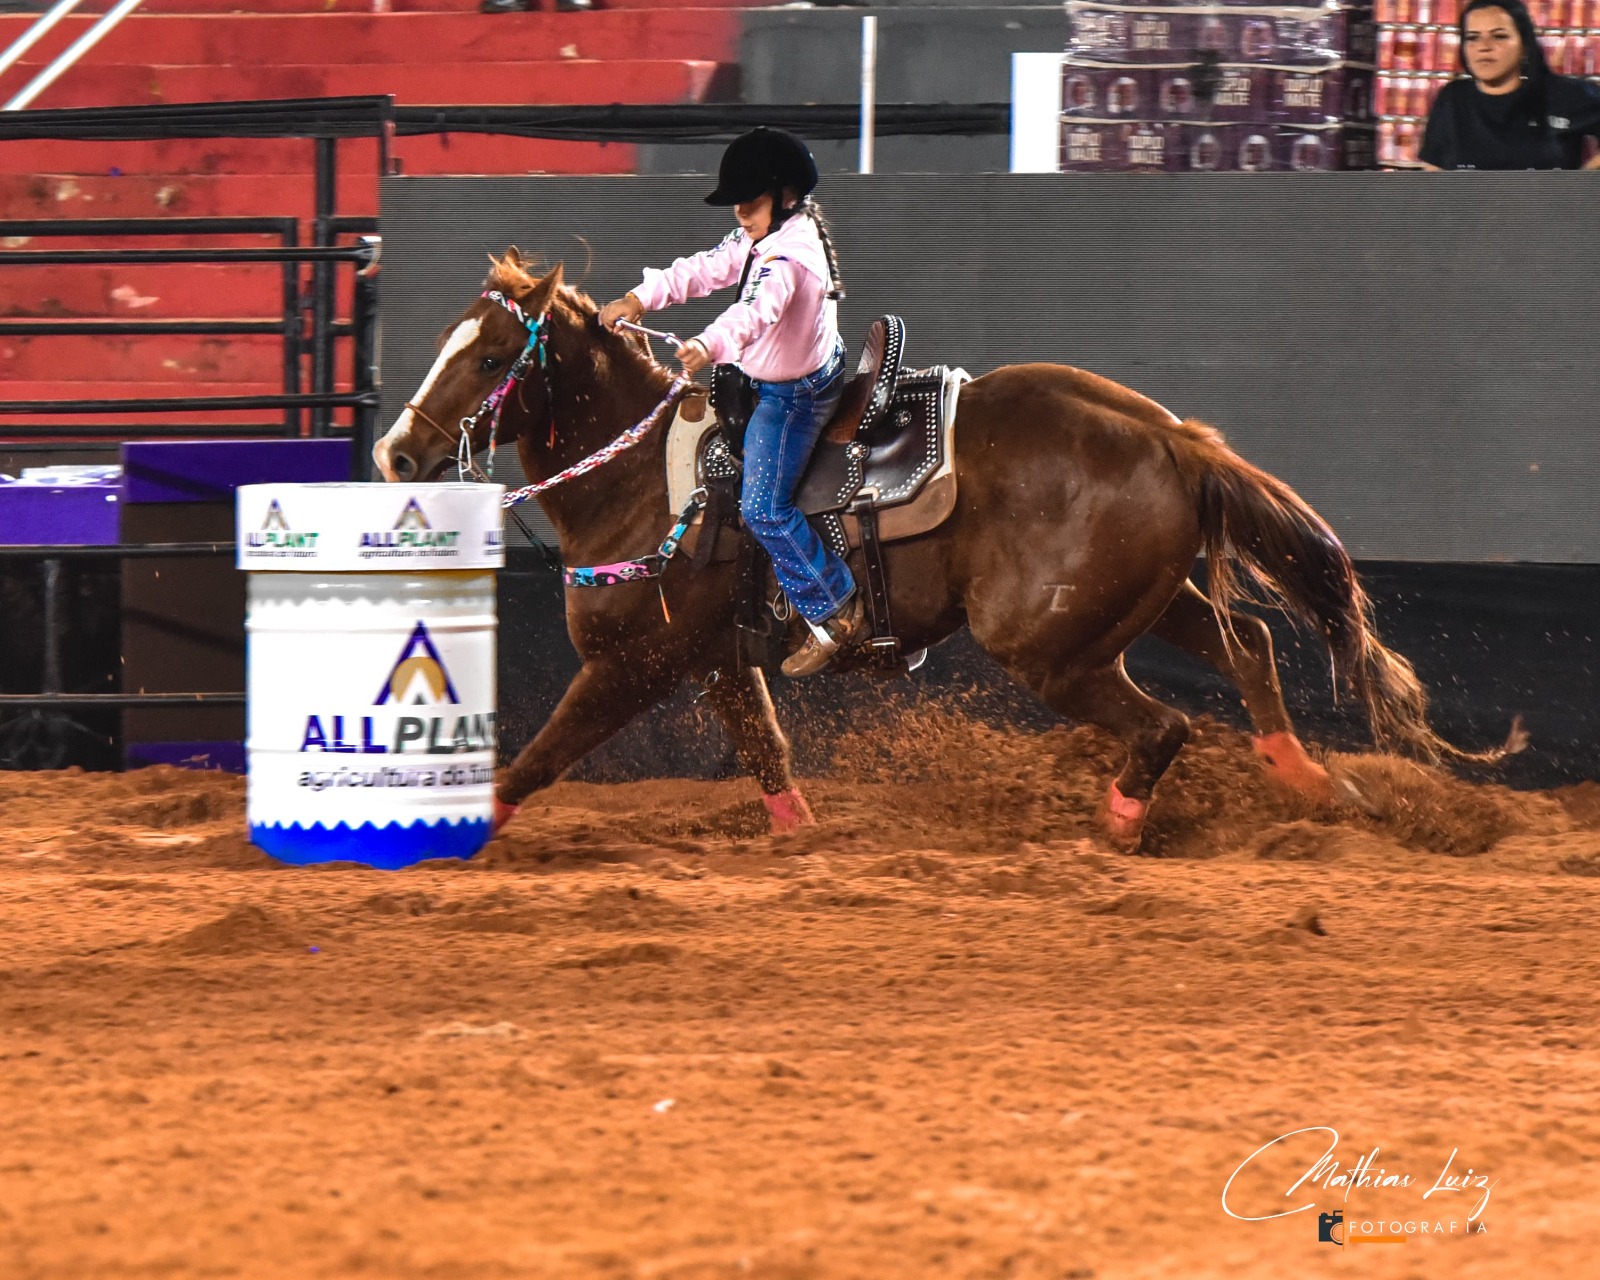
[{"left": 393, "top": 452, "right": 416, "bottom": 479}]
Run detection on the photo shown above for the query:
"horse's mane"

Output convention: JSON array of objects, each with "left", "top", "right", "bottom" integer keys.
[{"left": 484, "top": 250, "right": 676, "bottom": 392}]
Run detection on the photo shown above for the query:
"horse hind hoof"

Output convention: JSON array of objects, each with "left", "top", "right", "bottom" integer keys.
[
  {"left": 492, "top": 797, "right": 520, "bottom": 834},
  {"left": 1098, "top": 782, "right": 1148, "bottom": 853},
  {"left": 762, "top": 788, "right": 816, "bottom": 834},
  {"left": 1252, "top": 732, "right": 1334, "bottom": 804}
]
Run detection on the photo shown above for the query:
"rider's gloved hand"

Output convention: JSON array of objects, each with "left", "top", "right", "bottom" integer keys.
[
  {"left": 598, "top": 293, "right": 645, "bottom": 332},
  {"left": 678, "top": 338, "right": 712, "bottom": 375}
]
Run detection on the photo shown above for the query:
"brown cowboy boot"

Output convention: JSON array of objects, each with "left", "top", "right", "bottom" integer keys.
[{"left": 781, "top": 593, "right": 868, "bottom": 679}]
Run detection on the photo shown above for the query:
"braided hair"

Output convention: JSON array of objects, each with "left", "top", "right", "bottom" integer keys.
[{"left": 771, "top": 191, "right": 846, "bottom": 301}]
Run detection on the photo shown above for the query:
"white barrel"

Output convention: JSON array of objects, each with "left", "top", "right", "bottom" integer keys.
[{"left": 237, "top": 482, "right": 505, "bottom": 869}]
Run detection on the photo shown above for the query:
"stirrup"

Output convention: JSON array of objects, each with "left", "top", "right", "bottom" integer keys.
[{"left": 803, "top": 615, "right": 842, "bottom": 654}]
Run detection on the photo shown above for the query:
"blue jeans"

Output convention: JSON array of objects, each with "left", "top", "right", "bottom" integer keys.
[{"left": 741, "top": 343, "right": 854, "bottom": 623}]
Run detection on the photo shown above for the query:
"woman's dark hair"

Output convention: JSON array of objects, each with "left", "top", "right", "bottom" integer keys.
[
  {"left": 1459, "top": 0, "right": 1550, "bottom": 129},
  {"left": 772, "top": 192, "right": 846, "bottom": 301}
]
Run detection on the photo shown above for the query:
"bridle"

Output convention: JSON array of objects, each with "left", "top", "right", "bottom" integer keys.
[
  {"left": 404, "top": 288, "right": 551, "bottom": 483},
  {"left": 399, "top": 284, "right": 700, "bottom": 613},
  {"left": 404, "top": 288, "right": 692, "bottom": 504}
]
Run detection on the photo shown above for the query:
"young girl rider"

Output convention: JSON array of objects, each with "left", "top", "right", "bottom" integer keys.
[{"left": 598, "top": 127, "right": 865, "bottom": 678}]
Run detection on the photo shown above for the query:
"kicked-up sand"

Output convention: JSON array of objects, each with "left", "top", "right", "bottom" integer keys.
[{"left": 1, "top": 711, "right": 1597, "bottom": 1278}]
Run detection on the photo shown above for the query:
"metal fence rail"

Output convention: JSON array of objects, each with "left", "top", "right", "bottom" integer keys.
[
  {"left": 0, "top": 393, "right": 377, "bottom": 414},
  {"left": 0, "top": 422, "right": 303, "bottom": 439},
  {"left": 0, "top": 246, "right": 369, "bottom": 265},
  {"left": 0, "top": 220, "right": 381, "bottom": 446},
  {"left": 0, "top": 541, "right": 232, "bottom": 558},
  {"left": 0, "top": 541, "right": 240, "bottom": 712},
  {"left": 2, "top": 693, "right": 246, "bottom": 708}
]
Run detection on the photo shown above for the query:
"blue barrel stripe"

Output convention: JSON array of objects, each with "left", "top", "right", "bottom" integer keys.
[{"left": 249, "top": 819, "right": 492, "bottom": 870}]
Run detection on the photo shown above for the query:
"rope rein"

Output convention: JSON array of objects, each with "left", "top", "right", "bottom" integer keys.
[
  {"left": 429, "top": 287, "right": 702, "bottom": 611},
  {"left": 500, "top": 373, "right": 692, "bottom": 507}
]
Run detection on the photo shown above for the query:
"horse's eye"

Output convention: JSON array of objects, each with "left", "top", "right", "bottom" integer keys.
[{"left": 480, "top": 356, "right": 502, "bottom": 373}]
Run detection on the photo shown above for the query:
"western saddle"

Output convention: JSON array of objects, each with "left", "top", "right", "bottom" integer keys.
[{"left": 682, "top": 316, "right": 967, "bottom": 672}]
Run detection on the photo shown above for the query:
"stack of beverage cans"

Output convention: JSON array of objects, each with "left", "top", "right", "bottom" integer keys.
[{"left": 1060, "top": 0, "right": 1380, "bottom": 170}]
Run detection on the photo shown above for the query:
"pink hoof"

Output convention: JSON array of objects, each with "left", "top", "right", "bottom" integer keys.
[
  {"left": 1099, "top": 781, "right": 1148, "bottom": 852},
  {"left": 762, "top": 788, "right": 816, "bottom": 834},
  {"left": 1252, "top": 732, "right": 1333, "bottom": 804},
  {"left": 492, "top": 797, "right": 519, "bottom": 834}
]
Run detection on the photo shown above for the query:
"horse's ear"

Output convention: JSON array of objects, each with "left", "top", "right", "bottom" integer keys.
[
  {"left": 503, "top": 245, "right": 523, "bottom": 268},
  {"left": 517, "top": 261, "right": 563, "bottom": 315}
]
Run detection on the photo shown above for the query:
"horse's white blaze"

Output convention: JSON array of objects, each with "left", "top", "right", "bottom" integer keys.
[{"left": 379, "top": 316, "right": 483, "bottom": 446}]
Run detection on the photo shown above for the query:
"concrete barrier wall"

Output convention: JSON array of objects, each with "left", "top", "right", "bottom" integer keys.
[{"left": 381, "top": 172, "right": 1600, "bottom": 563}]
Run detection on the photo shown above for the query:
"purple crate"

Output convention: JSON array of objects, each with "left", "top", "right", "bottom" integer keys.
[
  {"left": 1063, "top": 67, "right": 1154, "bottom": 118},
  {"left": 1273, "top": 64, "right": 1375, "bottom": 124},
  {"left": 1064, "top": 63, "right": 1277, "bottom": 123},
  {"left": 121, "top": 438, "right": 351, "bottom": 505},
  {"left": 0, "top": 483, "right": 121, "bottom": 545},
  {"left": 1180, "top": 123, "right": 1281, "bottom": 170},
  {"left": 1061, "top": 120, "right": 1181, "bottom": 171},
  {"left": 1175, "top": 121, "right": 1377, "bottom": 169},
  {"left": 1202, "top": 65, "right": 1274, "bottom": 120},
  {"left": 1275, "top": 122, "right": 1378, "bottom": 169},
  {"left": 1067, "top": 4, "right": 1375, "bottom": 67}
]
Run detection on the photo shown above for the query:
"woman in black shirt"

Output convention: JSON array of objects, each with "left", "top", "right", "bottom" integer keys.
[{"left": 1419, "top": 0, "right": 1600, "bottom": 171}]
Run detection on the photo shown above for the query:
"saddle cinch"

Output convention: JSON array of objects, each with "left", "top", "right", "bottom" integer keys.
[{"left": 665, "top": 316, "right": 969, "bottom": 670}]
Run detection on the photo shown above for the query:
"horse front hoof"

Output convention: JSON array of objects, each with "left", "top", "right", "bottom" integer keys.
[
  {"left": 1252, "top": 732, "right": 1334, "bottom": 804},
  {"left": 1098, "top": 781, "right": 1148, "bottom": 853},
  {"left": 492, "top": 797, "right": 520, "bottom": 834},
  {"left": 762, "top": 788, "right": 816, "bottom": 834}
]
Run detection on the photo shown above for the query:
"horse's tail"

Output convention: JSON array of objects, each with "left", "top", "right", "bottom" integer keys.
[{"left": 1165, "top": 417, "right": 1521, "bottom": 765}]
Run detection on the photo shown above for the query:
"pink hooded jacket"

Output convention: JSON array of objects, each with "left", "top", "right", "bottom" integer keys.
[{"left": 630, "top": 213, "right": 840, "bottom": 383}]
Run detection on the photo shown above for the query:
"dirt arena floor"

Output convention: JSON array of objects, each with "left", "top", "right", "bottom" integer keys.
[{"left": 2, "top": 711, "right": 1599, "bottom": 1278}]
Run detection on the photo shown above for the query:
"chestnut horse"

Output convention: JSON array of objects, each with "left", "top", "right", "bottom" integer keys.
[{"left": 375, "top": 250, "right": 1505, "bottom": 850}]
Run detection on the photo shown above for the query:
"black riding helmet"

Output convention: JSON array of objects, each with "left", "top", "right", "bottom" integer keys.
[{"left": 705, "top": 127, "right": 819, "bottom": 206}]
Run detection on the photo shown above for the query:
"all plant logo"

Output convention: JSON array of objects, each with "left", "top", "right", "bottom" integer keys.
[
  {"left": 297, "top": 620, "right": 493, "bottom": 756},
  {"left": 244, "top": 498, "right": 319, "bottom": 554},
  {"left": 396, "top": 497, "right": 430, "bottom": 532},
  {"left": 375, "top": 621, "right": 460, "bottom": 706},
  {"left": 358, "top": 497, "right": 460, "bottom": 555}
]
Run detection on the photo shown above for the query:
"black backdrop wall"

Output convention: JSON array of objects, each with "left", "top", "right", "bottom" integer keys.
[{"left": 380, "top": 175, "right": 1600, "bottom": 788}]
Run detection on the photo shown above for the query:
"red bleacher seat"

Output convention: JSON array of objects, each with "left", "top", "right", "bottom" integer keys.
[{"left": 0, "top": 1, "right": 756, "bottom": 438}]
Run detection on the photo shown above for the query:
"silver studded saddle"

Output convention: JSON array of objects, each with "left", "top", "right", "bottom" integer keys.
[{"left": 670, "top": 316, "right": 969, "bottom": 669}]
